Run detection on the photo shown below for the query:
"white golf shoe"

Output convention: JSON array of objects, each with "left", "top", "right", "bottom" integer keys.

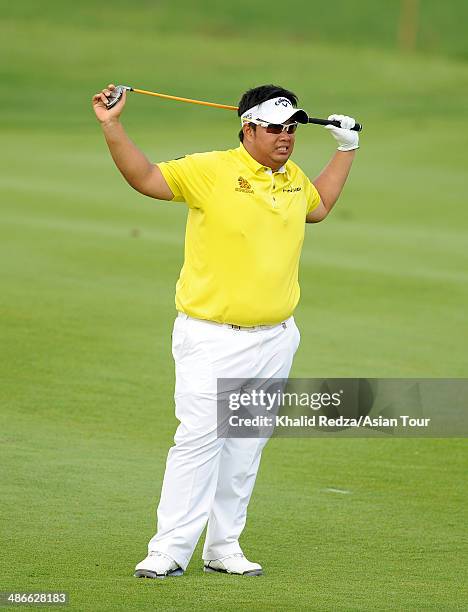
[
  {"left": 134, "top": 551, "right": 183, "bottom": 579},
  {"left": 204, "top": 553, "right": 263, "bottom": 576}
]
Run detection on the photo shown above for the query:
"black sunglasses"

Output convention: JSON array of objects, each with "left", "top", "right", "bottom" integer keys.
[{"left": 250, "top": 121, "right": 299, "bottom": 135}]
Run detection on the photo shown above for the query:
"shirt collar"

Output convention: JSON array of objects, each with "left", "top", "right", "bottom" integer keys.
[{"left": 238, "top": 143, "right": 288, "bottom": 176}]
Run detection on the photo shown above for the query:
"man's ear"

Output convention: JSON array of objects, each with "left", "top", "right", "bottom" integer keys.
[{"left": 243, "top": 123, "right": 255, "bottom": 143}]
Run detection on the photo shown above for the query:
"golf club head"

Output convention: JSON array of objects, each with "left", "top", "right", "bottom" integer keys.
[{"left": 106, "top": 85, "right": 133, "bottom": 109}]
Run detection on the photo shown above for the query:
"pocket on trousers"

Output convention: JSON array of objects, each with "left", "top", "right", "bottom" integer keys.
[{"left": 172, "top": 317, "right": 188, "bottom": 361}]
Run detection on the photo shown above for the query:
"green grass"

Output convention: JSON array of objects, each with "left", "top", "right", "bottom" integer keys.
[
  {"left": 1, "top": 3, "right": 468, "bottom": 610},
  {"left": 2, "top": 0, "right": 468, "bottom": 60}
]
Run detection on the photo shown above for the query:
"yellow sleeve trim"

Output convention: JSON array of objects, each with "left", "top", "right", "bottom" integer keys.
[
  {"left": 307, "top": 182, "right": 321, "bottom": 214},
  {"left": 157, "top": 162, "right": 185, "bottom": 202}
]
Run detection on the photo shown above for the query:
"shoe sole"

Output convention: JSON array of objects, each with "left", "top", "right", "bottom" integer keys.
[
  {"left": 204, "top": 566, "right": 263, "bottom": 577},
  {"left": 134, "top": 567, "right": 184, "bottom": 579}
]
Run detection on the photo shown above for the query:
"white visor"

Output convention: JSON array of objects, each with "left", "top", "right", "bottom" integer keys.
[{"left": 240, "top": 96, "right": 309, "bottom": 125}]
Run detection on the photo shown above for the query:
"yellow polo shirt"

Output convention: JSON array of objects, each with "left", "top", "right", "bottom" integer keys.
[{"left": 157, "top": 143, "right": 320, "bottom": 326}]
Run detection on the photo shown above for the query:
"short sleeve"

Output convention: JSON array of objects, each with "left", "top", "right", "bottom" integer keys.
[
  {"left": 304, "top": 176, "right": 321, "bottom": 215},
  {"left": 157, "top": 151, "right": 218, "bottom": 209}
]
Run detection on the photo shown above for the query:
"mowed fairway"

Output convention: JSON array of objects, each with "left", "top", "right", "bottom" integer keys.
[{"left": 1, "top": 3, "right": 468, "bottom": 610}]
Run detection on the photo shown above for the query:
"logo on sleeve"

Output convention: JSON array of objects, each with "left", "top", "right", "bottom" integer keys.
[{"left": 235, "top": 176, "right": 254, "bottom": 194}]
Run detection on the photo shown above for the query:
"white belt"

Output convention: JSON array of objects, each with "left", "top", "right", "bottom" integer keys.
[{"left": 177, "top": 312, "right": 288, "bottom": 332}]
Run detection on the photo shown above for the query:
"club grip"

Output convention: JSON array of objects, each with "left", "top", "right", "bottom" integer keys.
[{"left": 308, "top": 117, "right": 362, "bottom": 132}]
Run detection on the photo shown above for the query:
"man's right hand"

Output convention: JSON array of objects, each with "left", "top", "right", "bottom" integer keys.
[{"left": 92, "top": 83, "right": 126, "bottom": 124}]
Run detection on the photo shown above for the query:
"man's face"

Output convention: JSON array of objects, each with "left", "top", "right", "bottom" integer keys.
[{"left": 243, "top": 120, "right": 297, "bottom": 171}]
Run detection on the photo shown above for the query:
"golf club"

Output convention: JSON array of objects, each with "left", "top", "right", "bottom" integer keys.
[{"left": 106, "top": 85, "right": 363, "bottom": 132}]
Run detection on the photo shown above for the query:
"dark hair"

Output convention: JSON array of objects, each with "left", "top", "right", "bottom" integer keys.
[{"left": 237, "top": 84, "right": 299, "bottom": 142}]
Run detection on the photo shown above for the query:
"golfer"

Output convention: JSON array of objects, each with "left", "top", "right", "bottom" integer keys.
[{"left": 92, "top": 83, "right": 359, "bottom": 578}]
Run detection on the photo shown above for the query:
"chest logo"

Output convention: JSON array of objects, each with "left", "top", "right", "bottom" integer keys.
[
  {"left": 235, "top": 176, "right": 254, "bottom": 194},
  {"left": 283, "top": 186, "right": 302, "bottom": 193}
]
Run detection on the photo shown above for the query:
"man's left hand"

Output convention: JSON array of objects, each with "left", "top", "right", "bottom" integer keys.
[{"left": 325, "top": 114, "right": 359, "bottom": 152}]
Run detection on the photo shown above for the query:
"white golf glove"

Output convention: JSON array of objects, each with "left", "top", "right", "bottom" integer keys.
[{"left": 325, "top": 114, "right": 359, "bottom": 151}]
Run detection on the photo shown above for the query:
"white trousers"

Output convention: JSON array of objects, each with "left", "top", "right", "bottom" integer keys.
[{"left": 147, "top": 313, "right": 300, "bottom": 569}]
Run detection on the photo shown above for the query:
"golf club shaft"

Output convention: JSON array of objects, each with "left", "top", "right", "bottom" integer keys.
[
  {"left": 131, "top": 87, "right": 238, "bottom": 110},
  {"left": 110, "top": 86, "right": 363, "bottom": 131}
]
